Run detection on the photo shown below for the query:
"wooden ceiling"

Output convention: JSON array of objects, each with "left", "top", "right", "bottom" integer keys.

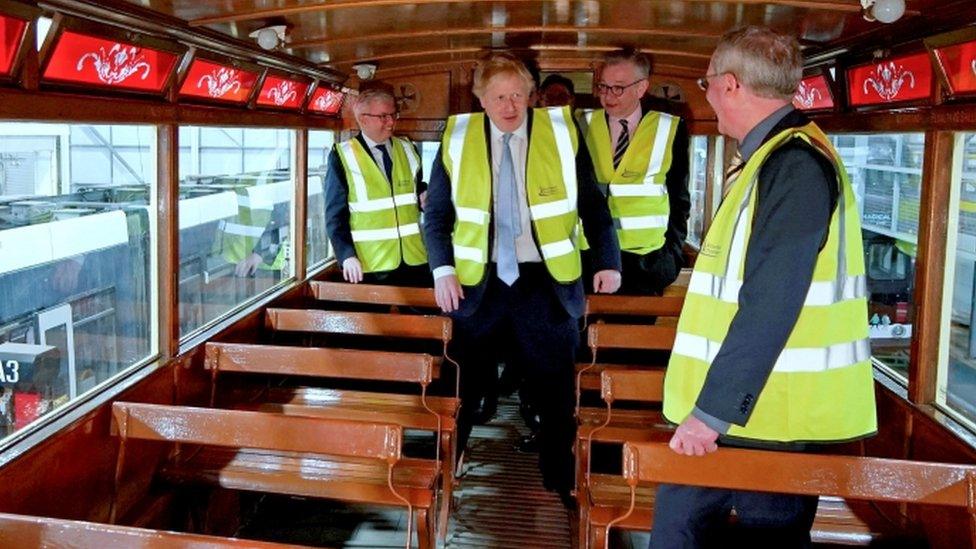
[{"left": 120, "top": 0, "right": 976, "bottom": 81}]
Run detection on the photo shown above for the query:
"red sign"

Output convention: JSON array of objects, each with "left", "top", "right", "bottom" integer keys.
[
  {"left": 0, "top": 14, "right": 27, "bottom": 76},
  {"left": 935, "top": 40, "right": 976, "bottom": 95},
  {"left": 308, "top": 86, "right": 345, "bottom": 115},
  {"left": 847, "top": 52, "right": 933, "bottom": 106},
  {"left": 256, "top": 75, "right": 309, "bottom": 109},
  {"left": 43, "top": 31, "right": 177, "bottom": 92},
  {"left": 792, "top": 74, "right": 834, "bottom": 111},
  {"left": 179, "top": 58, "right": 258, "bottom": 103}
]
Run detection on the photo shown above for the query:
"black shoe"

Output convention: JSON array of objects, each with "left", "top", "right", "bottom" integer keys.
[{"left": 514, "top": 432, "right": 540, "bottom": 453}]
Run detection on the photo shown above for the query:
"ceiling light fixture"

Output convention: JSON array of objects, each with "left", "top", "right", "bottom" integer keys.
[
  {"left": 353, "top": 63, "right": 377, "bottom": 80},
  {"left": 860, "top": 0, "right": 906, "bottom": 24},
  {"left": 249, "top": 25, "right": 288, "bottom": 51}
]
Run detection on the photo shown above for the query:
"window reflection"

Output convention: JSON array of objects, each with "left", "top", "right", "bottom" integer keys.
[
  {"left": 687, "top": 135, "right": 709, "bottom": 247},
  {"left": 307, "top": 130, "right": 334, "bottom": 269}
]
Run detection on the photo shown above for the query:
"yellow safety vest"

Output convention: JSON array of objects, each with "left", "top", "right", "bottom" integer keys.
[
  {"left": 441, "top": 107, "right": 583, "bottom": 286},
  {"left": 220, "top": 178, "right": 290, "bottom": 271},
  {"left": 335, "top": 136, "right": 427, "bottom": 273},
  {"left": 577, "top": 108, "right": 679, "bottom": 255},
  {"left": 663, "top": 122, "right": 877, "bottom": 443}
]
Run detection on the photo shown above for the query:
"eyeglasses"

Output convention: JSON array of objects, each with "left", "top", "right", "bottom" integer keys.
[
  {"left": 361, "top": 112, "right": 399, "bottom": 122},
  {"left": 696, "top": 72, "right": 734, "bottom": 92},
  {"left": 595, "top": 78, "right": 645, "bottom": 97}
]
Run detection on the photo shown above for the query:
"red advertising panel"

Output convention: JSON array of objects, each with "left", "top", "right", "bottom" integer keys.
[
  {"left": 0, "top": 14, "right": 27, "bottom": 76},
  {"left": 179, "top": 58, "right": 258, "bottom": 103},
  {"left": 792, "top": 74, "right": 834, "bottom": 111},
  {"left": 43, "top": 31, "right": 177, "bottom": 92},
  {"left": 847, "top": 52, "right": 933, "bottom": 106},
  {"left": 935, "top": 40, "right": 976, "bottom": 95},
  {"left": 308, "top": 86, "right": 345, "bottom": 115},
  {"left": 256, "top": 75, "right": 309, "bottom": 109}
]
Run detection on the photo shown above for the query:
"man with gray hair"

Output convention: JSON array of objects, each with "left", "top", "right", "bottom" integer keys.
[
  {"left": 324, "top": 86, "right": 429, "bottom": 285},
  {"left": 577, "top": 47, "right": 689, "bottom": 295},
  {"left": 654, "top": 26, "right": 876, "bottom": 547}
]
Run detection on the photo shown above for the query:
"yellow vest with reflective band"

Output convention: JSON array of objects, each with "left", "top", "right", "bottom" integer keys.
[
  {"left": 335, "top": 136, "right": 427, "bottom": 273},
  {"left": 577, "top": 108, "right": 679, "bottom": 255},
  {"left": 663, "top": 122, "right": 877, "bottom": 443},
  {"left": 220, "top": 179, "right": 290, "bottom": 271},
  {"left": 441, "top": 107, "right": 583, "bottom": 286}
]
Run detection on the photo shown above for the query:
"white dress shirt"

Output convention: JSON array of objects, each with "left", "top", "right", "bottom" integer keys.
[{"left": 361, "top": 133, "right": 391, "bottom": 180}]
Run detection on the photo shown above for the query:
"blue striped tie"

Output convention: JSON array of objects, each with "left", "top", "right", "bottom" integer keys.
[
  {"left": 613, "top": 119, "right": 629, "bottom": 169},
  {"left": 496, "top": 133, "right": 520, "bottom": 286}
]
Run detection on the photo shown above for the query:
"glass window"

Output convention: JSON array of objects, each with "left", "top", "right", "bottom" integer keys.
[
  {"left": 0, "top": 122, "right": 156, "bottom": 441},
  {"left": 938, "top": 132, "right": 976, "bottom": 425},
  {"left": 687, "top": 135, "right": 709, "bottom": 247},
  {"left": 831, "top": 133, "right": 925, "bottom": 381},
  {"left": 307, "top": 130, "right": 335, "bottom": 269},
  {"left": 177, "top": 127, "right": 294, "bottom": 338},
  {"left": 419, "top": 141, "right": 439, "bottom": 186}
]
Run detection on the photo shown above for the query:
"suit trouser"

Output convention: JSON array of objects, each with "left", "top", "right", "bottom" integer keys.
[
  {"left": 648, "top": 483, "right": 818, "bottom": 549},
  {"left": 450, "top": 263, "right": 579, "bottom": 491}
]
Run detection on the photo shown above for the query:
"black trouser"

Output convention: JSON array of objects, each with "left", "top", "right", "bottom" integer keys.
[
  {"left": 648, "top": 484, "right": 818, "bottom": 549},
  {"left": 363, "top": 263, "right": 432, "bottom": 287},
  {"left": 450, "top": 263, "right": 579, "bottom": 491}
]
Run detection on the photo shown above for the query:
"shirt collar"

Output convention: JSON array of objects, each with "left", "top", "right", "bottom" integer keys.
[
  {"left": 361, "top": 133, "right": 389, "bottom": 151},
  {"left": 607, "top": 104, "right": 643, "bottom": 130},
  {"left": 488, "top": 115, "right": 529, "bottom": 143},
  {"left": 739, "top": 103, "right": 795, "bottom": 162}
]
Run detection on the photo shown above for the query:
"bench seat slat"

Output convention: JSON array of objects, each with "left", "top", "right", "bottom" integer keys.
[
  {"left": 576, "top": 363, "right": 667, "bottom": 391},
  {"left": 227, "top": 387, "right": 459, "bottom": 416},
  {"left": 585, "top": 295, "right": 684, "bottom": 317},
  {"left": 265, "top": 309, "right": 450, "bottom": 342},
  {"left": 310, "top": 281, "right": 438, "bottom": 308},
  {"left": 589, "top": 324, "right": 676, "bottom": 351},
  {"left": 234, "top": 401, "right": 457, "bottom": 432}
]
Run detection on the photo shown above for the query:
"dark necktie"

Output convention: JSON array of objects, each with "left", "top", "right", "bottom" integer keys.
[
  {"left": 376, "top": 144, "right": 393, "bottom": 182},
  {"left": 613, "top": 119, "right": 630, "bottom": 169}
]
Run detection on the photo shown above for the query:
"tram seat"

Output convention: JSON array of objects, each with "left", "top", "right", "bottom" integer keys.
[
  {"left": 309, "top": 280, "right": 438, "bottom": 310},
  {"left": 110, "top": 402, "right": 439, "bottom": 549},
  {"left": 587, "top": 441, "right": 976, "bottom": 549},
  {"left": 577, "top": 368, "right": 673, "bottom": 547},
  {"left": 575, "top": 322, "right": 675, "bottom": 396},
  {"left": 583, "top": 294, "right": 685, "bottom": 327},
  {"left": 0, "top": 512, "right": 306, "bottom": 548},
  {"left": 204, "top": 342, "right": 459, "bottom": 539}
]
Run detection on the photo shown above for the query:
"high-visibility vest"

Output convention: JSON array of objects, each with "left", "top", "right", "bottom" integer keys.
[
  {"left": 335, "top": 136, "right": 427, "bottom": 273},
  {"left": 441, "top": 106, "right": 582, "bottom": 286},
  {"left": 663, "top": 122, "right": 877, "bottom": 443},
  {"left": 577, "top": 108, "right": 679, "bottom": 255},
  {"left": 220, "top": 178, "right": 291, "bottom": 271}
]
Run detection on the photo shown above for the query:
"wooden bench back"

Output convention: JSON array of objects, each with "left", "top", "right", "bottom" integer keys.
[
  {"left": 205, "top": 342, "right": 435, "bottom": 385},
  {"left": 112, "top": 402, "right": 402, "bottom": 461},
  {"left": 601, "top": 369, "right": 665, "bottom": 403},
  {"left": 584, "top": 294, "right": 684, "bottom": 319},
  {"left": 310, "top": 281, "right": 437, "bottom": 308},
  {"left": 265, "top": 309, "right": 451, "bottom": 343},
  {"left": 588, "top": 323, "right": 676, "bottom": 352},
  {"left": 0, "top": 513, "right": 302, "bottom": 548},
  {"left": 622, "top": 441, "right": 976, "bottom": 506}
]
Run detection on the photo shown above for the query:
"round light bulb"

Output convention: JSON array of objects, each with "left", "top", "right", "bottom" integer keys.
[
  {"left": 256, "top": 27, "right": 279, "bottom": 50},
  {"left": 872, "top": 0, "right": 905, "bottom": 23}
]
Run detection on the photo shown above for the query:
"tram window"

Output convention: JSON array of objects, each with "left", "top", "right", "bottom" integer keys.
[
  {"left": 307, "top": 130, "right": 335, "bottom": 270},
  {"left": 419, "top": 142, "right": 438, "bottom": 188},
  {"left": 830, "top": 132, "right": 925, "bottom": 381},
  {"left": 0, "top": 122, "right": 157, "bottom": 442},
  {"left": 177, "top": 127, "right": 295, "bottom": 339},
  {"left": 938, "top": 132, "right": 976, "bottom": 427},
  {"left": 687, "top": 135, "right": 709, "bottom": 246}
]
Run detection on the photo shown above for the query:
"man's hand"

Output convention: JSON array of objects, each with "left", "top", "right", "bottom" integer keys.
[
  {"left": 592, "top": 269, "right": 622, "bottom": 294},
  {"left": 235, "top": 253, "right": 264, "bottom": 277},
  {"left": 342, "top": 256, "right": 364, "bottom": 283},
  {"left": 669, "top": 414, "right": 719, "bottom": 456},
  {"left": 419, "top": 190, "right": 429, "bottom": 211},
  {"left": 434, "top": 274, "right": 464, "bottom": 313}
]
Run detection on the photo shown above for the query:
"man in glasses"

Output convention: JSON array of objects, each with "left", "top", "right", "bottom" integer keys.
[
  {"left": 652, "top": 26, "right": 875, "bottom": 547},
  {"left": 424, "top": 53, "right": 621, "bottom": 506},
  {"left": 577, "top": 47, "right": 690, "bottom": 295},
  {"left": 324, "top": 86, "right": 429, "bottom": 286}
]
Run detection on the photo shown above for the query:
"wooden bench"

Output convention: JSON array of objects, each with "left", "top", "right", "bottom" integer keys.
[
  {"left": 0, "top": 512, "right": 307, "bottom": 548},
  {"left": 111, "top": 402, "right": 439, "bottom": 549},
  {"left": 577, "top": 369, "right": 672, "bottom": 547},
  {"left": 589, "top": 441, "right": 976, "bottom": 548},
  {"left": 310, "top": 280, "right": 437, "bottom": 309},
  {"left": 205, "top": 342, "right": 459, "bottom": 539},
  {"left": 582, "top": 294, "right": 684, "bottom": 327},
  {"left": 575, "top": 322, "right": 674, "bottom": 396}
]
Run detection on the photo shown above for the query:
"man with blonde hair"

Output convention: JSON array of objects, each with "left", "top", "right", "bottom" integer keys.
[
  {"left": 653, "top": 26, "right": 876, "bottom": 547},
  {"left": 324, "top": 87, "right": 429, "bottom": 285},
  {"left": 423, "top": 53, "right": 621, "bottom": 503}
]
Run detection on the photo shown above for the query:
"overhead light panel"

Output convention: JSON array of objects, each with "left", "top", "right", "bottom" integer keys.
[{"left": 860, "top": 0, "right": 906, "bottom": 24}]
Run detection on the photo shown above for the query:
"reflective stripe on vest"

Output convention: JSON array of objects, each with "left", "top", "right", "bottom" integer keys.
[
  {"left": 335, "top": 136, "right": 427, "bottom": 273},
  {"left": 577, "top": 108, "right": 678, "bottom": 255},
  {"left": 663, "top": 122, "right": 877, "bottom": 443},
  {"left": 220, "top": 180, "right": 291, "bottom": 270},
  {"left": 441, "top": 107, "right": 582, "bottom": 285}
]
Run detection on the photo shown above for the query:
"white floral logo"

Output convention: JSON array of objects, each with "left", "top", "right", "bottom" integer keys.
[
  {"left": 197, "top": 67, "right": 241, "bottom": 98},
  {"left": 314, "top": 90, "right": 342, "bottom": 112},
  {"left": 863, "top": 61, "right": 916, "bottom": 102},
  {"left": 268, "top": 80, "right": 297, "bottom": 106},
  {"left": 793, "top": 80, "right": 823, "bottom": 109},
  {"left": 76, "top": 43, "right": 150, "bottom": 85}
]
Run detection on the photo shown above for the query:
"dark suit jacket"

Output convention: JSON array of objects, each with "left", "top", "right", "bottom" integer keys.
[
  {"left": 324, "top": 134, "right": 425, "bottom": 264},
  {"left": 423, "top": 109, "right": 621, "bottom": 320},
  {"left": 695, "top": 109, "right": 840, "bottom": 431}
]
